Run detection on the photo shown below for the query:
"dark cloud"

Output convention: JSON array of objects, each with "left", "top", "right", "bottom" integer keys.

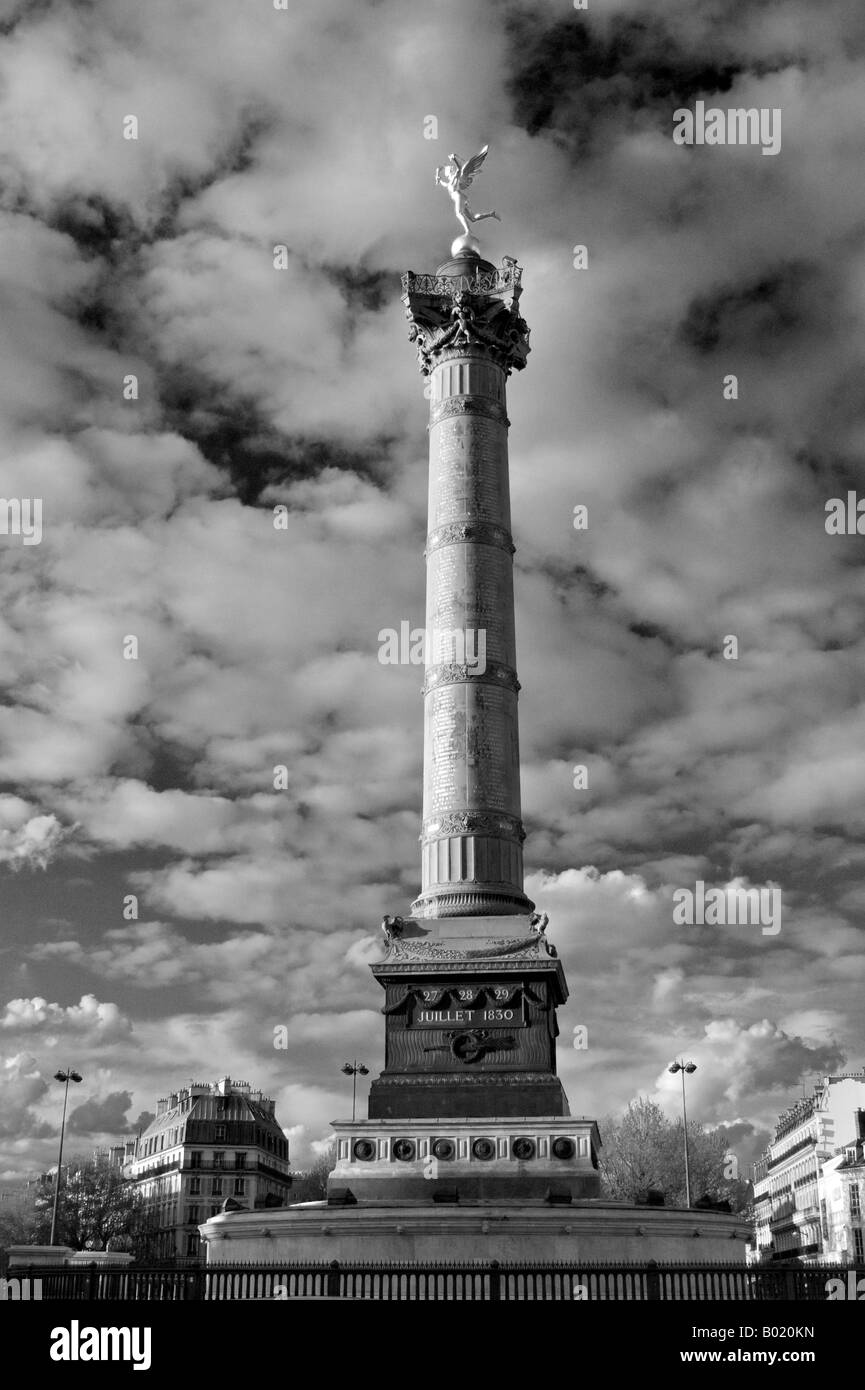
[
  {"left": 68, "top": 1089, "right": 133, "bottom": 1136},
  {"left": 505, "top": 10, "right": 741, "bottom": 148},
  {"left": 679, "top": 261, "right": 822, "bottom": 354}
]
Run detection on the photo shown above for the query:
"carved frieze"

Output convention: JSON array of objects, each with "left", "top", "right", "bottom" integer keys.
[
  {"left": 402, "top": 264, "right": 522, "bottom": 299},
  {"left": 421, "top": 811, "right": 526, "bottom": 842},
  {"left": 429, "top": 396, "right": 509, "bottom": 429},
  {"left": 383, "top": 935, "right": 542, "bottom": 963},
  {"left": 423, "top": 659, "right": 519, "bottom": 695},
  {"left": 426, "top": 520, "right": 515, "bottom": 556}
]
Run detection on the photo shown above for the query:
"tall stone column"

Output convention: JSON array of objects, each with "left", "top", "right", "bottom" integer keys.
[
  {"left": 404, "top": 252, "right": 534, "bottom": 918},
  {"left": 364, "top": 243, "right": 575, "bottom": 1128}
]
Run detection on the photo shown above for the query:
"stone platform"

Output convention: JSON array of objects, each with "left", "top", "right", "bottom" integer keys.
[{"left": 200, "top": 1201, "right": 751, "bottom": 1265}]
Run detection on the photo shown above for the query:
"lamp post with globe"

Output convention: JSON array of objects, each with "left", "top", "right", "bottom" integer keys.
[
  {"left": 668, "top": 1060, "right": 697, "bottom": 1207},
  {"left": 49, "top": 1068, "right": 83, "bottom": 1246},
  {"left": 341, "top": 1060, "right": 369, "bottom": 1123}
]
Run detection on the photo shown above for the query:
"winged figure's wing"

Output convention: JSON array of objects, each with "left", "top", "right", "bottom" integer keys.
[{"left": 458, "top": 144, "right": 489, "bottom": 188}]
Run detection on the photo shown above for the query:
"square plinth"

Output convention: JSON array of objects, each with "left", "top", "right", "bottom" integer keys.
[{"left": 370, "top": 920, "right": 569, "bottom": 1119}]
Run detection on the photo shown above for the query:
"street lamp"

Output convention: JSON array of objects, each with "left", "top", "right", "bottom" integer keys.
[
  {"left": 341, "top": 1060, "right": 369, "bottom": 1123},
  {"left": 49, "top": 1068, "right": 83, "bottom": 1246},
  {"left": 668, "top": 1060, "right": 697, "bottom": 1207}
]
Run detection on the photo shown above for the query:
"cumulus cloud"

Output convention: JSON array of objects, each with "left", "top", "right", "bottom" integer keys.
[
  {"left": 0, "top": 1054, "right": 53, "bottom": 1141},
  {"left": 0, "top": 995, "right": 132, "bottom": 1042},
  {"left": 0, "top": 797, "right": 65, "bottom": 869}
]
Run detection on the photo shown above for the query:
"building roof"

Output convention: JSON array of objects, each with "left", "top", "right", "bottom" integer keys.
[
  {"left": 772, "top": 1070, "right": 865, "bottom": 1142},
  {"left": 137, "top": 1076, "right": 285, "bottom": 1145}
]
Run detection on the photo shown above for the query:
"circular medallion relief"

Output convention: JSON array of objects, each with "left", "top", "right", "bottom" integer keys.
[
  {"left": 471, "top": 1138, "right": 495, "bottom": 1161},
  {"left": 432, "top": 1138, "right": 455, "bottom": 1161}
]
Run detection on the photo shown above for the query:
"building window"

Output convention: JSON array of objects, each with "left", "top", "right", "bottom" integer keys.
[
  {"left": 188, "top": 1205, "right": 200, "bottom": 1224},
  {"left": 215, "top": 1125, "right": 226, "bottom": 1141},
  {"left": 851, "top": 1184, "right": 861, "bottom": 1218},
  {"left": 186, "top": 1233, "right": 199, "bottom": 1257},
  {"left": 213, "top": 1151, "right": 225, "bottom": 1169},
  {"left": 234, "top": 1152, "right": 246, "bottom": 1170},
  {"left": 190, "top": 1151, "right": 202, "bottom": 1169},
  {"left": 234, "top": 1178, "right": 245, "bottom": 1196},
  {"left": 211, "top": 1178, "right": 223, "bottom": 1196},
  {"left": 189, "top": 1177, "right": 201, "bottom": 1195},
  {"left": 854, "top": 1228, "right": 864, "bottom": 1262}
]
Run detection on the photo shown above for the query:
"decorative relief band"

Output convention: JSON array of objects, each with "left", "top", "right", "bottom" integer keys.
[
  {"left": 402, "top": 264, "right": 522, "bottom": 298},
  {"left": 421, "top": 811, "right": 526, "bottom": 843},
  {"left": 385, "top": 936, "right": 542, "bottom": 962},
  {"left": 429, "top": 396, "right": 509, "bottom": 429},
  {"left": 410, "top": 885, "right": 535, "bottom": 918},
  {"left": 423, "top": 661, "right": 519, "bottom": 695},
  {"left": 426, "top": 521, "right": 515, "bottom": 556}
]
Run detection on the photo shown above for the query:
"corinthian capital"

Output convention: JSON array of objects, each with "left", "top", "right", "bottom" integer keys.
[{"left": 402, "top": 259, "right": 530, "bottom": 377}]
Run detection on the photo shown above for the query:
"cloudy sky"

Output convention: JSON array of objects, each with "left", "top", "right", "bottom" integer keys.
[{"left": 1, "top": 0, "right": 864, "bottom": 1183}]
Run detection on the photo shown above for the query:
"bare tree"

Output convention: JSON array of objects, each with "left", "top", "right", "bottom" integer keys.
[
  {"left": 288, "top": 1141, "right": 337, "bottom": 1203},
  {"left": 599, "top": 1097, "right": 751, "bottom": 1211}
]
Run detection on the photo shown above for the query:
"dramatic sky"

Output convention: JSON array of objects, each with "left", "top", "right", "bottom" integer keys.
[{"left": 1, "top": 0, "right": 864, "bottom": 1182}]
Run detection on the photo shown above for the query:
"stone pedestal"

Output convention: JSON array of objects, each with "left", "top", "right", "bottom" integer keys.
[{"left": 369, "top": 914, "right": 569, "bottom": 1120}]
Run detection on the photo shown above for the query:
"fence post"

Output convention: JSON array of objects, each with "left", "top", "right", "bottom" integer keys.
[
  {"left": 489, "top": 1260, "right": 501, "bottom": 1302},
  {"left": 327, "top": 1260, "right": 341, "bottom": 1299},
  {"left": 646, "top": 1260, "right": 661, "bottom": 1302},
  {"left": 87, "top": 1262, "right": 99, "bottom": 1301},
  {"left": 784, "top": 1266, "right": 799, "bottom": 1301}
]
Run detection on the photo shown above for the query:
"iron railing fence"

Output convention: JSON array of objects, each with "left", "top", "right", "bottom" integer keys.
[{"left": 6, "top": 1259, "right": 857, "bottom": 1302}]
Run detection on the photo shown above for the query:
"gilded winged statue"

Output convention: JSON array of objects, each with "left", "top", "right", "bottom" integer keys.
[{"left": 435, "top": 145, "right": 501, "bottom": 237}]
